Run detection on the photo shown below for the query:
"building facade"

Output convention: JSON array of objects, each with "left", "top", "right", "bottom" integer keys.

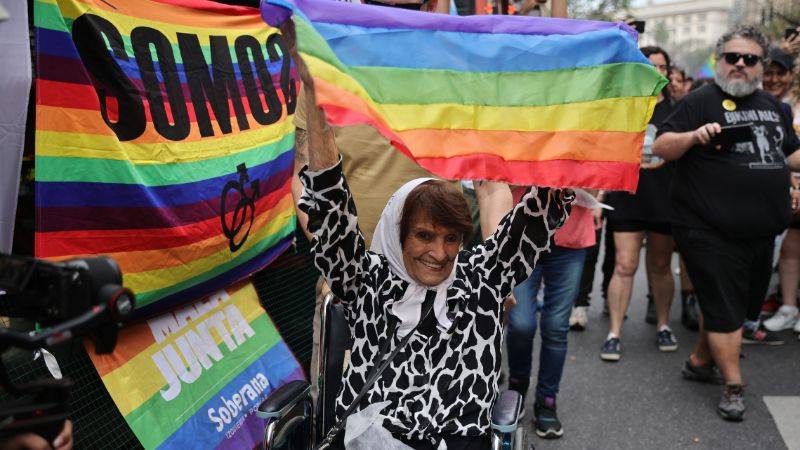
[
  {"left": 631, "top": 0, "right": 739, "bottom": 52},
  {"left": 629, "top": 0, "right": 778, "bottom": 75}
]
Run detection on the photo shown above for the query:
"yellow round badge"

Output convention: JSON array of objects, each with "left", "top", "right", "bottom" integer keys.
[{"left": 722, "top": 99, "right": 736, "bottom": 111}]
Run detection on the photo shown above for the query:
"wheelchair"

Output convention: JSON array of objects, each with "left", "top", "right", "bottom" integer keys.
[{"left": 257, "top": 293, "right": 530, "bottom": 450}]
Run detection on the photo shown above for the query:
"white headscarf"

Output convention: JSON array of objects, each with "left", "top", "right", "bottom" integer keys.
[{"left": 370, "top": 178, "right": 456, "bottom": 338}]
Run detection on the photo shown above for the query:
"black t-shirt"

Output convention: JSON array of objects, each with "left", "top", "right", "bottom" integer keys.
[
  {"left": 658, "top": 84, "right": 800, "bottom": 238},
  {"left": 779, "top": 101, "right": 794, "bottom": 123},
  {"left": 607, "top": 99, "right": 675, "bottom": 223}
]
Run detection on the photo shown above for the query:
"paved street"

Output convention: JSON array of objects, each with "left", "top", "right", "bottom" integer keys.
[{"left": 508, "top": 252, "right": 800, "bottom": 450}]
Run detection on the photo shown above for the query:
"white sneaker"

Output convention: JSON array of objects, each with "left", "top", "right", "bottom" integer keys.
[
  {"left": 763, "top": 306, "right": 799, "bottom": 332},
  {"left": 569, "top": 306, "right": 588, "bottom": 331}
]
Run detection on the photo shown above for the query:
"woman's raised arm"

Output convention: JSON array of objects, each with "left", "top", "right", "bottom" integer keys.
[
  {"left": 471, "top": 187, "right": 573, "bottom": 301},
  {"left": 280, "top": 18, "right": 338, "bottom": 171},
  {"left": 287, "top": 21, "right": 368, "bottom": 305},
  {"left": 297, "top": 158, "right": 369, "bottom": 307}
]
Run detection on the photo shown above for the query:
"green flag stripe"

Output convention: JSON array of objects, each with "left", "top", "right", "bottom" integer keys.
[
  {"left": 346, "top": 63, "right": 664, "bottom": 107},
  {"left": 36, "top": 133, "right": 294, "bottom": 185}
]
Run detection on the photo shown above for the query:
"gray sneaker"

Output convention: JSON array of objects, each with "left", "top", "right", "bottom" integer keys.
[
  {"left": 681, "top": 358, "right": 723, "bottom": 384},
  {"left": 717, "top": 384, "right": 745, "bottom": 422},
  {"left": 656, "top": 328, "right": 678, "bottom": 352},
  {"left": 600, "top": 337, "right": 622, "bottom": 362}
]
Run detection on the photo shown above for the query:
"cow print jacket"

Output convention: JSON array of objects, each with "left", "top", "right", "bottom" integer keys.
[{"left": 298, "top": 159, "right": 571, "bottom": 442}]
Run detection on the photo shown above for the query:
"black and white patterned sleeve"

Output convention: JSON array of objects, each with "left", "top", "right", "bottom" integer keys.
[
  {"left": 471, "top": 187, "right": 572, "bottom": 301},
  {"left": 297, "top": 157, "right": 368, "bottom": 305}
]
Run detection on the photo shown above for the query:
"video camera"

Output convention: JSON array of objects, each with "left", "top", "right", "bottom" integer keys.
[{"left": 0, "top": 254, "right": 135, "bottom": 442}]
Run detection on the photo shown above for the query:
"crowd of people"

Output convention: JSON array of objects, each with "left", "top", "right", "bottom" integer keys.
[
  {"left": 505, "top": 26, "right": 800, "bottom": 436},
  {"left": 285, "top": 0, "right": 800, "bottom": 444}
]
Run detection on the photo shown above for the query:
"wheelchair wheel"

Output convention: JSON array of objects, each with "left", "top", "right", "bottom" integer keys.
[{"left": 513, "top": 427, "right": 531, "bottom": 450}]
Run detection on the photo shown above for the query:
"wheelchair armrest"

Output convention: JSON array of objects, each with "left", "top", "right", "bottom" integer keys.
[
  {"left": 491, "top": 390, "right": 522, "bottom": 434},
  {"left": 256, "top": 380, "right": 311, "bottom": 420}
]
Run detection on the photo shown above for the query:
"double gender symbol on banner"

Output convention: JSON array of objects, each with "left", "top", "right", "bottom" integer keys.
[{"left": 220, "top": 163, "right": 260, "bottom": 253}]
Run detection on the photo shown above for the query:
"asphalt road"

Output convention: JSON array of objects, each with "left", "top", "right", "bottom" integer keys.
[{"left": 506, "top": 250, "right": 800, "bottom": 450}]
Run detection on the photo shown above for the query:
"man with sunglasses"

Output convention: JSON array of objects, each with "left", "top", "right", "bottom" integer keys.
[{"left": 653, "top": 25, "right": 800, "bottom": 422}]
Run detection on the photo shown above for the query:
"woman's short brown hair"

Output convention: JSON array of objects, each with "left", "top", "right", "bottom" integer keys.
[{"left": 399, "top": 181, "right": 473, "bottom": 246}]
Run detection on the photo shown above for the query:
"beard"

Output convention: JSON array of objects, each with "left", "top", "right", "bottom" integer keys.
[{"left": 714, "top": 65, "right": 761, "bottom": 97}]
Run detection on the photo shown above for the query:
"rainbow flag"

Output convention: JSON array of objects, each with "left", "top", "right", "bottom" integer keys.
[
  {"left": 86, "top": 281, "right": 304, "bottom": 449},
  {"left": 34, "top": 0, "right": 298, "bottom": 317},
  {"left": 262, "top": 0, "right": 667, "bottom": 191},
  {"left": 695, "top": 53, "right": 716, "bottom": 79}
]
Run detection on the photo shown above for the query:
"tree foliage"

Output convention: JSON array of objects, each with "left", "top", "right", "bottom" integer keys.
[
  {"left": 756, "top": 0, "right": 799, "bottom": 42},
  {"left": 567, "top": 0, "right": 631, "bottom": 21}
]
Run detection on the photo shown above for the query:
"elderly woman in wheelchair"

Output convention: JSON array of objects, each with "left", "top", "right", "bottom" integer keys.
[{"left": 257, "top": 58, "right": 573, "bottom": 449}]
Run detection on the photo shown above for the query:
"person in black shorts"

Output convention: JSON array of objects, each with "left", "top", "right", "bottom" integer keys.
[
  {"left": 654, "top": 26, "right": 800, "bottom": 422},
  {"left": 600, "top": 46, "right": 678, "bottom": 362}
]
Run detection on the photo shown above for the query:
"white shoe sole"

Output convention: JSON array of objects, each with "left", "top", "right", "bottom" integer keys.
[
  {"left": 659, "top": 344, "right": 679, "bottom": 352},
  {"left": 600, "top": 353, "right": 621, "bottom": 361},
  {"left": 535, "top": 426, "right": 564, "bottom": 439}
]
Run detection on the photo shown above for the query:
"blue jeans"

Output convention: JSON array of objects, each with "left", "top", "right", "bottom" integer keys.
[{"left": 506, "top": 245, "right": 587, "bottom": 400}]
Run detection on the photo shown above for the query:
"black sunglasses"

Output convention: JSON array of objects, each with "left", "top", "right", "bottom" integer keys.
[{"left": 721, "top": 52, "right": 763, "bottom": 67}]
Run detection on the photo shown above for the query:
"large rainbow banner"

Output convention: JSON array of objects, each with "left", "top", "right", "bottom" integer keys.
[
  {"left": 86, "top": 281, "right": 304, "bottom": 449},
  {"left": 34, "top": 0, "right": 297, "bottom": 317},
  {"left": 261, "top": 0, "right": 667, "bottom": 191}
]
